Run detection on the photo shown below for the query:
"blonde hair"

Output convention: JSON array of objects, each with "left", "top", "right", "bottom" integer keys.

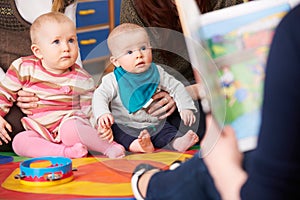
[
  {"left": 107, "top": 23, "right": 150, "bottom": 56},
  {"left": 30, "top": 12, "right": 75, "bottom": 44},
  {"left": 52, "top": 0, "right": 68, "bottom": 12}
]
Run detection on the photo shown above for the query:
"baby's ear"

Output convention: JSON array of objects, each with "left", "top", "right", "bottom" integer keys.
[
  {"left": 31, "top": 44, "right": 43, "bottom": 59},
  {"left": 110, "top": 56, "right": 119, "bottom": 67}
]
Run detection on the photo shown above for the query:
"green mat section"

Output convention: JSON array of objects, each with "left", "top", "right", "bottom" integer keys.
[{"left": 0, "top": 152, "right": 28, "bottom": 162}]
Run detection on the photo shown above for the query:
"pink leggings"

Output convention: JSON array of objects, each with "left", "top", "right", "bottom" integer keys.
[{"left": 12, "top": 118, "right": 125, "bottom": 158}]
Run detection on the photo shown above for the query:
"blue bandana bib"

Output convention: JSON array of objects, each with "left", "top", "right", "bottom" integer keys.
[{"left": 114, "top": 63, "right": 160, "bottom": 113}]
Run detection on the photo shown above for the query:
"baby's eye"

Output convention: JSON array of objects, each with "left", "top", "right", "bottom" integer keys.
[
  {"left": 53, "top": 39, "right": 60, "bottom": 44},
  {"left": 140, "top": 46, "right": 147, "bottom": 51},
  {"left": 127, "top": 50, "right": 133, "bottom": 55},
  {"left": 69, "top": 38, "right": 75, "bottom": 43}
]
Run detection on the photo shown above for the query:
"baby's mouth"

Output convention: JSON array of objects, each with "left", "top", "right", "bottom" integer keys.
[{"left": 136, "top": 61, "right": 145, "bottom": 67}]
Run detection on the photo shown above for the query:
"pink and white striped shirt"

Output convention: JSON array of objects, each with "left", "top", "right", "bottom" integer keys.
[{"left": 0, "top": 55, "right": 95, "bottom": 142}]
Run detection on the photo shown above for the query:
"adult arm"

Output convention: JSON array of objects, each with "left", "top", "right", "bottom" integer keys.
[{"left": 0, "top": 59, "right": 27, "bottom": 144}]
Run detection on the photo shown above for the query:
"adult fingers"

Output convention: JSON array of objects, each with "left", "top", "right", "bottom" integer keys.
[
  {"left": 0, "top": 130, "right": 10, "bottom": 144},
  {"left": 157, "top": 104, "right": 176, "bottom": 120},
  {"left": 150, "top": 97, "right": 176, "bottom": 118},
  {"left": 16, "top": 102, "right": 37, "bottom": 115}
]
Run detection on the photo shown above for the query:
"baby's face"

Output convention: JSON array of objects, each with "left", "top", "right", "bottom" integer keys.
[
  {"left": 112, "top": 30, "right": 152, "bottom": 74},
  {"left": 34, "top": 20, "right": 78, "bottom": 74}
]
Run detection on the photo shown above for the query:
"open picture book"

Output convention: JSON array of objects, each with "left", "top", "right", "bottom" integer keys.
[{"left": 175, "top": 0, "right": 300, "bottom": 152}]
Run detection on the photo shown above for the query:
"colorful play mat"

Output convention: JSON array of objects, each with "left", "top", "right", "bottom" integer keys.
[{"left": 0, "top": 149, "right": 197, "bottom": 200}]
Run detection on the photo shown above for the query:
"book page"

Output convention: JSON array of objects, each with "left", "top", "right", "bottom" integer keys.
[{"left": 176, "top": 0, "right": 300, "bottom": 152}]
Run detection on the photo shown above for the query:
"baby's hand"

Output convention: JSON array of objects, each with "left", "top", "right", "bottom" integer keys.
[
  {"left": 180, "top": 110, "right": 196, "bottom": 127},
  {"left": 98, "top": 113, "right": 114, "bottom": 129},
  {"left": 0, "top": 116, "right": 12, "bottom": 145},
  {"left": 97, "top": 113, "right": 114, "bottom": 142},
  {"left": 98, "top": 127, "right": 114, "bottom": 143}
]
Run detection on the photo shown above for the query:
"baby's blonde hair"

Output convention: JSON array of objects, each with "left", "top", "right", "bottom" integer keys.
[
  {"left": 107, "top": 23, "right": 150, "bottom": 56},
  {"left": 51, "top": 0, "right": 65, "bottom": 12},
  {"left": 52, "top": 0, "right": 76, "bottom": 13},
  {"left": 30, "top": 12, "right": 75, "bottom": 44}
]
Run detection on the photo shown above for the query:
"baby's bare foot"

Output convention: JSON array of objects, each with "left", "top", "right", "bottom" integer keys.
[
  {"left": 138, "top": 130, "right": 155, "bottom": 153},
  {"left": 172, "top": 130, "right": 199, "bottom": 152},
  {"left": 129, "top": 130, "right": 154, "bottom": 153}
]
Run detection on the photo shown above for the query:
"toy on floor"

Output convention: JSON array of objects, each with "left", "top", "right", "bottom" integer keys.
[{"left": 14, "top": 156, "right": 75, "bottom": 186}]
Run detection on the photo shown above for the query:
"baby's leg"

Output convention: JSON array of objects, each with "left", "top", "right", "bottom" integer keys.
[
  {"left": 12, "top": 130, "right": 87, "bottom": 158},
  {"left": 61, "top": 118, "right": 125, "bottom": 158},
  {"left": 171, "top": 130, "right": 199, "bottom": 152},
  {"left": 129, "top": 130, "right": 154, "bottom": 153}
]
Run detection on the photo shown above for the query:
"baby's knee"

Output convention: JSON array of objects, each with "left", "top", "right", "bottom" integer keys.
[{"left": 12, "top": 131, "right": 31, "bottom": 155}]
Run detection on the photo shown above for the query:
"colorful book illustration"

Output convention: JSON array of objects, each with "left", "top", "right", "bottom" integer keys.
[{"left": 176, "top": 0, "right": 300, "bottom": 151}]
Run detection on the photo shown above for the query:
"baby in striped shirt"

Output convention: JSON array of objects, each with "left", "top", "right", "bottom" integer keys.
[{"left": 0, "top": 12, "right": 125, "bottom": 159}]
